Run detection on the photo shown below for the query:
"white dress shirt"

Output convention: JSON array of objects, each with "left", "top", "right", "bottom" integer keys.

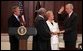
[
  {"left": 69, "top": 11, "right": 73, "bottom": 18},
  {"left": 14, "top": 14, "right": 20, "bottom": 21}
]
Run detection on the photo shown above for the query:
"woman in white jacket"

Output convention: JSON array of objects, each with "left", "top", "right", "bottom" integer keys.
[{"left": 46, "top": 11, "right": 64, "bottom": 50}]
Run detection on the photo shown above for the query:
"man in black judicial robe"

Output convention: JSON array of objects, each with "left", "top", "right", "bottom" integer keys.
[{"left": 33, "top": 8, "right": 51, "bottom": 50}]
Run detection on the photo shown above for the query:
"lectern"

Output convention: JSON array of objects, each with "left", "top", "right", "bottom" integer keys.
[{"left": 8, "top": 26, "right": 37, "bottom": 50}]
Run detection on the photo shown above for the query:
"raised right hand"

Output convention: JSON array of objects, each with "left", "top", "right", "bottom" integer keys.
[{"left": 58, "top": 6, "right": 64, "bottom": 14}]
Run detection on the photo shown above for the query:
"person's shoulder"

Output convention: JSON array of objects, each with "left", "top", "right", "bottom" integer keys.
[
  {"left": 9, "top": 14, "right": 15, "bottom": 18},
  {"left": 53, "top": 20, "right": 58, "bottom": 23},
  {"left": 53, "top": 21, "right": 58, "bottom": 25},
  {"left": 8, "top": 14, "right": 16, "bottom": 21},
  {"left": 36, "top": 16, "right": 43, "bottom": 21},
  {"left": 72, "top": 12, "right": 78, "bottom": 17},
  {"left": 71, "top": 12, "right": 78, "bottom": 20},
  {"left": 46, "top": 20, "right": 50, "bottom": 24}
]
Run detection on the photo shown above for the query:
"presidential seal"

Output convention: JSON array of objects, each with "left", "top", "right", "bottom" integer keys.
[{"left": 17, "top": 26, "right": 27, "bottom": 35}]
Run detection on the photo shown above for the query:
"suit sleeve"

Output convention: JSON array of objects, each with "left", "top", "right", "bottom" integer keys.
[
  {"left": 57, "top": 12, "right": 66, "bottom": 21},
  {"left": 8, "top": 17, "right": 12, "bottom": 27}
]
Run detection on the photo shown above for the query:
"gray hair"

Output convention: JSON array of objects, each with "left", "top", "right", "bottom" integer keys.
[
  {"left": 66, "top": 3, "right": 74, "bottom": 9},
  {"left": 37, "top": 8, "right": 46, "bottom": 15}
]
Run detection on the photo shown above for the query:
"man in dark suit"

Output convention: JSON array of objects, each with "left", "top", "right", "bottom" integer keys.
[
  {"left": 57, "top": 4, "right": 78, "bottom": 50},
  {"left": 33, "top": 8, "right": 51, "bottom": 50},
  {"left": 8, "top": 5, "right": 21, "bottom": 50}
]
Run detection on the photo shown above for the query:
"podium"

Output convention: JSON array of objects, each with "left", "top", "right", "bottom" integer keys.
[{"left": 8, "top": 26, "right": 37, "bottom": 50}]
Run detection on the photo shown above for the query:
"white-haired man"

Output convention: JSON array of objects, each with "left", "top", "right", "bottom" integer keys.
[{"left": 58, "top": 3, "right": 78, "bottom": 50}]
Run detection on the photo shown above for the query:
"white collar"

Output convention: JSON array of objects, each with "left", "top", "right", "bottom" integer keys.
[
  {"left": 39, "top": 15, "right": 44, "bottom": 19},
  {"left": 46, "top": 20, "right": 55, "bottom": 25},
  {"left": 69, "top": 11, "right": 73, "bottom": 17},
  {"left": 47, "top": 20, "right": 54, "bottom": 23},
  {"left": 14, "top": 14, "right": 19, "bottom": 21}
]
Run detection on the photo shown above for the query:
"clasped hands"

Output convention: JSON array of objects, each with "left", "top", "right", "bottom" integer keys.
[{"left": 51, "top": 30, "right": 65, "bottom": 35}]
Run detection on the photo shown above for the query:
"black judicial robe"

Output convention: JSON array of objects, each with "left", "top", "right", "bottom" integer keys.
[{"left": 33, "top": 15, "right": 51, "bottom": 50}]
